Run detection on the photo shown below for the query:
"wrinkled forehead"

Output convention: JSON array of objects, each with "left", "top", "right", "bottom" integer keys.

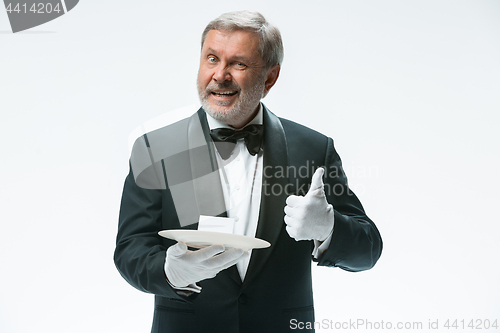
[
  {"left": 203, "top": 29, "right": 261, "bottom": 52},
  {"left": 201, "top": 29, "right": 263, "bottom": 60}
]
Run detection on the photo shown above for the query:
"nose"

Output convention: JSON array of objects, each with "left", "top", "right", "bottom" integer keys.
[{"left": 212, "top": 64, "right": 232, "bottom": 82}]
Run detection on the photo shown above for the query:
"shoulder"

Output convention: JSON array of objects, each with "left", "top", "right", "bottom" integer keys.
[
  {"left": 279, "top": 117, "right": 331, "bottom": 154},
  {"left": 128, "top": 111, "right": 200, "bottom": 189},
  {"left": 129, "top": 106, "right": 203, "bottom": 150},
  {"left": 279, "top": 117, "right": 328, "bottom": 142},
  {"left": 263, "top": 105, "right": 331, "bottom": 155}
]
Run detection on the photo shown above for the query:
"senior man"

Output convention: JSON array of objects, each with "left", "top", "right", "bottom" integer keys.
[{"left": 114, "top": 10, "right": 382, "bottom": 333}]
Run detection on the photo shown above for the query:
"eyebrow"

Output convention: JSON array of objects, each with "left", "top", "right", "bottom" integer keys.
[
  {"left": 206, "top": 48, "right": 218, "bottom": 55},
  {"left": 205, "top": 48, "right": 252, "bottom": 63}
]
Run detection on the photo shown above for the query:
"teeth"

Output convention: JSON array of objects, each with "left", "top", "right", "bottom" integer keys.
[{"left": 213, "top": 91, "right": 236, "bottom": 96}]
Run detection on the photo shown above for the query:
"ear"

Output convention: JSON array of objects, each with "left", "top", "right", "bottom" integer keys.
[{"left": 262, "top": 65, "right": 280, "bottom": 97}]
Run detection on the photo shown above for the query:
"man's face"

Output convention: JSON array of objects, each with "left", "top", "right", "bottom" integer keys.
[{"left": 197, "top": 29, "right": 276, "bottom": 128}]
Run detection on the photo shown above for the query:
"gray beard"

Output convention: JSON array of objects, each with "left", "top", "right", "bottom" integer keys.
[{"left": 198, "top": 77, "right": 265, "bottom": 127}]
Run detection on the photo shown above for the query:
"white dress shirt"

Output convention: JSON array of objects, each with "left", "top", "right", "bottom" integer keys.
[{"left": 207, "top": 105, "right": 263, "bottom": 280}]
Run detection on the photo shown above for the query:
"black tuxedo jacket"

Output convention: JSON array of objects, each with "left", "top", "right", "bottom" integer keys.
[{"left": 114, "top": 106, "right": 382, "bottom": 333}]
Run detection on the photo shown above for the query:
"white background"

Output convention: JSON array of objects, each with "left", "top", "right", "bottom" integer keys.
[{"left": 1, "top": 1, "right": 499, "bottom": 332}]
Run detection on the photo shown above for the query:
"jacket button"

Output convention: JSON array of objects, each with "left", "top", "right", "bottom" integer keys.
[{"left": 239, "top": 293, "right": 247, "bottom": 304}]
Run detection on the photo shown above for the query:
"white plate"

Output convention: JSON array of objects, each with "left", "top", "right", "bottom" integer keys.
[{"left": 158, "top": 229, "right": 270, "bottom": 251}]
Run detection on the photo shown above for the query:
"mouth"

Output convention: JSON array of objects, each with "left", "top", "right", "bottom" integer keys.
[{"left": 211, "top": 90, "right": 238, "bottom": 97}]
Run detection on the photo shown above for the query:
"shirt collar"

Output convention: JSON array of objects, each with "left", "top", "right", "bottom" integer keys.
[{"left": 206, "top": 103, "right": 263, "bottom": 130}]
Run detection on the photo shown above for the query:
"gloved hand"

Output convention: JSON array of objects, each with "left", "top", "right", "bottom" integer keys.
[
  {"left": 164, "top": 242, "right": 248, "bottom": 293},
  {"left": 284, "top": 167, "right": 335, "bottom": 241}
]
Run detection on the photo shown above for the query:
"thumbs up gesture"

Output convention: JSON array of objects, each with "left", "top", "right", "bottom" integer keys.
[{"left": 284, "top": 167, "right": 335, "bottom": 241}]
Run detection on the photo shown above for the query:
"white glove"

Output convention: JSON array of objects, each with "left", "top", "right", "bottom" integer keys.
[
  {"left": 284, "top": 167, "right": 335, "bottom": 241},
  {"left": 164, "top": 242, "right": 248, "bottom": 293}
]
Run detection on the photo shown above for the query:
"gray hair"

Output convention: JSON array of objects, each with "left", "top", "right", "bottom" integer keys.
[{"left": 201, "top": 10, "right": 284, "bottom": 70}]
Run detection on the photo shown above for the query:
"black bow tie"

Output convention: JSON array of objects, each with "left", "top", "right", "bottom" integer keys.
[{"left": 210, "top": 124, "right": 264, "bottom": 159}]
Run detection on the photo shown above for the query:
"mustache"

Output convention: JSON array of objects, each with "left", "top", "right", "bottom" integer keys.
[{"left": 205, "top": 82, "right": 240, "bottom": 92}]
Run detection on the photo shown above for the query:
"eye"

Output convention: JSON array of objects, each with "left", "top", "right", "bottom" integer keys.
[
  {"left": 235, "top": 62, "right": 247, "bottom": 69},
  {"left": 208, "top": 56, "right": 217, "bottom": 63}
]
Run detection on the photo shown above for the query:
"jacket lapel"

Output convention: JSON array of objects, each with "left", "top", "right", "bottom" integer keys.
[
  {"left": 187, "top": 109, "right": 227, "bottom": 219},
  {"left": 163, "top": 109, "right": 227, "bottom": 228},
  {"left": 241, "top": 105, "right": 289, "bottom": 290},
  {"left": 188, "top": 110, "right": 243, "bottom": 285}
]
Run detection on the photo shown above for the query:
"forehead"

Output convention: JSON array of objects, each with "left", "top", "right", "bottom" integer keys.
[{"left": 202, "top": 29, "right": 261, "bottom": 59}]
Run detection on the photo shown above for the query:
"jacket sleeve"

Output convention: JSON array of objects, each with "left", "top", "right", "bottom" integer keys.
[
  {"left": 314, "top": 138, "right": 383, "bottom": 271},
  {"left": 113, "top": 166, "right": 194, "bottom": 301}
]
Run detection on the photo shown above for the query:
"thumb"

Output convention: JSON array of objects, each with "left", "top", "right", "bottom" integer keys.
[
  {"left": 168, "top": 242, "right": 188, "bottom": 257},
  {"left": 306, "top": 167, "right": 325, "bottom": 196}
]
